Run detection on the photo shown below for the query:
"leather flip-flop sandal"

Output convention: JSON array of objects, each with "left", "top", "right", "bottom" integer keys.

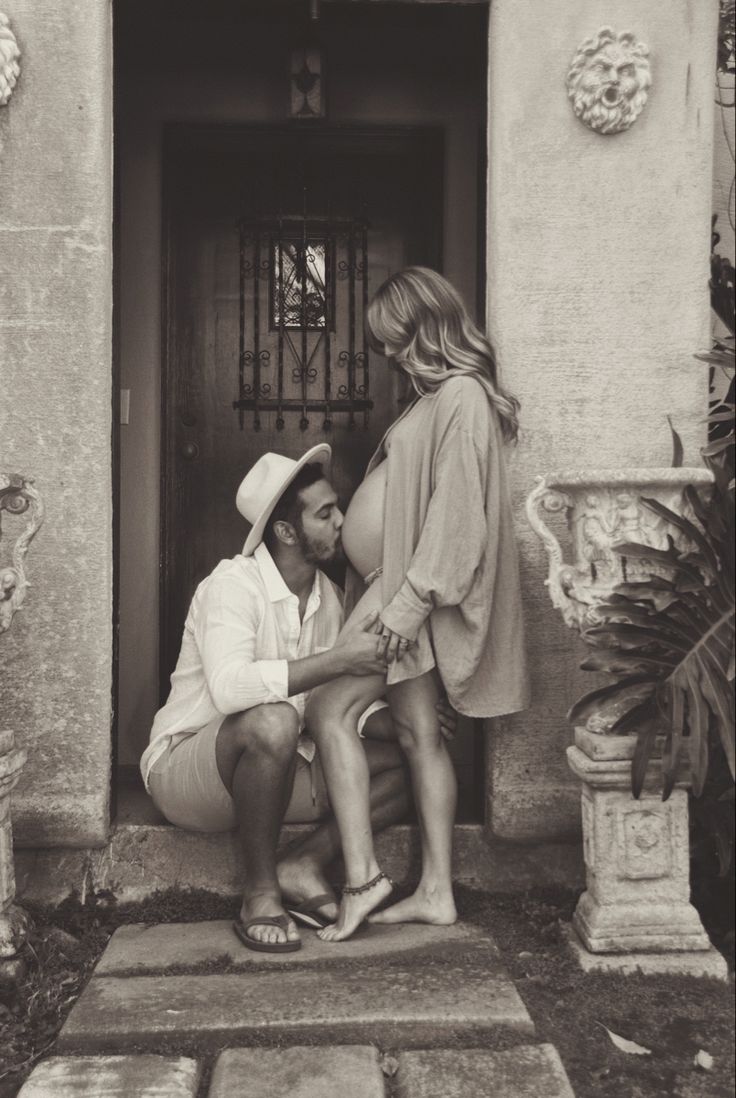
[
  {"left": 286, "top": 893, "right": 337, "bottom": 930},
  {"left": 232, "top": 913, "right": 302, "bottom": 953}
]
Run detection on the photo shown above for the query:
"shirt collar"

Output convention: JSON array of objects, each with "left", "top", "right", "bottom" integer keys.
[{"left": 253, "top": 542, "right": 322, "bottom": 609}]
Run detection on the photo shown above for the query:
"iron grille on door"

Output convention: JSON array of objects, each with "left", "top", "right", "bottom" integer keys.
[{"left": 233, "top": 214, "right": 372, "bottom": 432}]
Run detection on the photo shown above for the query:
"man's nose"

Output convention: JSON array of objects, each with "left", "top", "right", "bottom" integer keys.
[{"left": 335, "top": 509, "right": 344, "bottom": 529}]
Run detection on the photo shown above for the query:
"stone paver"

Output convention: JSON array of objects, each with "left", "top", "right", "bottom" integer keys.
[
  {"left": 208, "top": 1046, "right": 385, "bottom": 1098},
  {"left": 16, "top": 1055, "right": 200, "bottom": 1097},
  {"left": 396, "top": 1045, "right": 575, "bottom": 1098},
  {"left": 95, "top": 919, "right": 487, "bottom": 973},
  {"left": 58, "top": 937, "right": 533, "bottom": 1052},
  {"left": 562, "top": 924, "right": 729, "bottom": 980}
]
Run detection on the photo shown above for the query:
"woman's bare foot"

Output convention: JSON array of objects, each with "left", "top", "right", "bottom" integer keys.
[
  {"left": 368, "top": 887, "right": 457, "bottom": 927},
  {"left": 239, "top": 891, "right": 301, "bottom": 946},
  {"left": 318, "top": 870, "right": 393, "bottom": 942},
  {"left": 277, "top": 855, "right": 339, "bottom": 924}
]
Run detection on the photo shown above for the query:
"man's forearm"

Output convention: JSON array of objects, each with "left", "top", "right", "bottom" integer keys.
[{"left": 287, "top": 646, "right": 350, "bottom": 696}]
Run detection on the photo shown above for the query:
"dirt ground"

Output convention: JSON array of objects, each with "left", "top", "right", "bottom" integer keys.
[{"left": 0, "top": 885, "right": 733, "bottom": 1098}]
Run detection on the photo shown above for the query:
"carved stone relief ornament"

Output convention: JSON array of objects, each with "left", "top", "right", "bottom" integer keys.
[
  {"left": 566, "top": 27, "right": 651, "bottom": 134},
  {"left": 0, "top": 13, "right": 20, "bottom": 107}
]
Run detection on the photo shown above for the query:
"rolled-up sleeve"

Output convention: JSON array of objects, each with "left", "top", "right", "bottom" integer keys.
[
  {"left": 380, "top": 419, "right": 489, "bottom": 642},
  {"left": 193, "top": 577, "right": 289, "bottom": 713}
]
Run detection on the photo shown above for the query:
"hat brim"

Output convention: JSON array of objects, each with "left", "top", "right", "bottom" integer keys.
[{"left": 242, "top": 443, "right": 332, "bottom": 556}]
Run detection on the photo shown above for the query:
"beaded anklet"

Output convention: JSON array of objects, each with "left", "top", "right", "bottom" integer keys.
[{"left": 342, "top": 870, "right": 393, "bottom": 896}]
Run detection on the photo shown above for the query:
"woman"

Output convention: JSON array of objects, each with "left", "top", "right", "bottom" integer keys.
[{"left": 306, "top": 267, "right": 529, "bottom": 941}]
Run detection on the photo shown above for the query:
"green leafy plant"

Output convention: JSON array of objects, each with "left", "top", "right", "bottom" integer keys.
[{"left": 718, "top": 0, "right": 735, "bottom": 79}]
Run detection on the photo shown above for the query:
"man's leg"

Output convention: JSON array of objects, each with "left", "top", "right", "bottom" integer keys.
[
  {"left": 277, "top": 711, "right": 409, "bottom": 923},
  {"left": 215, "top": 702, "right": 301, "bottom": 946}
]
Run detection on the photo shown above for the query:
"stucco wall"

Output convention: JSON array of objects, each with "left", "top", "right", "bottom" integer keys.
[
  {"left": 0, "top": 1, "right": 113, "bottom": 846},
  {"left": 487, "top": 0, "right": 717, "bottom": 839}
]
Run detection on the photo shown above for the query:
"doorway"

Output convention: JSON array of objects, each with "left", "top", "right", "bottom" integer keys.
[{"left": 115, "top": 0, "right": 488, "bottom": 819}]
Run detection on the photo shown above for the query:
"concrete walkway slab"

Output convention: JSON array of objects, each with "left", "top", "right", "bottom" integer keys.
[
  {"left": 95, "top": 919, "right": 491, "bottom": 973},
  {"left": 208, "top": 1046, "right": 385, "bottom": 1098},
  {"left": 58, "top": 939, "right": 533, "bottom": 1052},
  {"left": 396, "top": 1045, "right": 575, "bottom": 1098},
  {"left": 16, "top": 1055, "right": 201, "bottom": 1098}
]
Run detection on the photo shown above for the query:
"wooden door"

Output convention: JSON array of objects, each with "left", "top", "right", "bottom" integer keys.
[{"left": 161, "top": 125, "right": 443, "bottom": 690}]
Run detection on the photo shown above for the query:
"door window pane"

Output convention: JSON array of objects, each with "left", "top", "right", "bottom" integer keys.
[{"left": 271, "top": 239, "right": 328, "bottom": 329}]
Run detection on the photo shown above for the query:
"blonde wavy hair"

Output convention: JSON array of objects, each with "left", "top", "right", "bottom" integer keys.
[{"left": 366, "top": 267, "right": 520, "bottom": 443}]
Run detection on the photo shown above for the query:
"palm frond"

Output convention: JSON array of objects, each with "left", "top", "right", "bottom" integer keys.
[{"left": 571, "top": 477, "right": 735, "bottom": 803}]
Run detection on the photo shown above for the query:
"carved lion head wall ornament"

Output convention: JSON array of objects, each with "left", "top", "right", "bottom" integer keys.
[
  {"left": 566, "top": 27, "right": 651, "bottom": 135},
  {"left": 0, "top": 12, "right": 20, "bottom": 107}
]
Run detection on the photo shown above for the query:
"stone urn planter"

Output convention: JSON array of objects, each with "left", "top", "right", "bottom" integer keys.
[
  {"left": 527, "top": 467, "right": 727, "bottom": 977},
  {"left": 0, "top": 729, "right": 29, "bottom": 979},
  {"left": 0, "top": 473, "right": 44, "bottom": 982}
]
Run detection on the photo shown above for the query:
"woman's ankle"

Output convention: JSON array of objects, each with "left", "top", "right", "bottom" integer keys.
[
  {"left": 416, "top": 878, "right": 454, "bottom": 903},
  {"left": 344, "top": 859, "right": 382, "bottom": 889}
]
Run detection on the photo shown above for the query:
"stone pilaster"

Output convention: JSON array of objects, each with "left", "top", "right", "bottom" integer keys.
[
  {"left": 0, "top": 1, "right": 114, "bottom": 847},
  {"left": 487, "top": 0, "right": 718, "bottom": 840}
]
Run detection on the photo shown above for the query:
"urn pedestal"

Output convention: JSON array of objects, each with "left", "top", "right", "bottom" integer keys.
[
  {"left": 564, "top": 728, "right": 726, "bottom": 977},
  {"left": 527, "top": 468, "right": 727, "bottom": 979}
]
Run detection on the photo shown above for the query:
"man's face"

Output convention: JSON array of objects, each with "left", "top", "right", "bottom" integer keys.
[{"left": 293, "top": 478, "right": 344, "bottom": 564}]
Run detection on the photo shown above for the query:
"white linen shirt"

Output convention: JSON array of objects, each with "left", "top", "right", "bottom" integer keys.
[{"left": 140, "top": 543, "right": 344, "bottom": 789}]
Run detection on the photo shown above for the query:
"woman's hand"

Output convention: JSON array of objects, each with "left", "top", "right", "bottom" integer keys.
[{"left": 377, "top": 618, "right": 413, "bottom": 663}]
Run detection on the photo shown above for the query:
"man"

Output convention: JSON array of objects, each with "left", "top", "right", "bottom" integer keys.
[{"left": 140, "top": 444, "right": 408, "bottom": 953}]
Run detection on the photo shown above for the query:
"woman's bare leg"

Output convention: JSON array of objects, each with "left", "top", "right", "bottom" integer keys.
[
  {"left": 370, "top": 670, "right": 457, "bottom": 926},
  {"left": 276, "top": 735, "right": 409, "bottom": 924},
  {"left": 306, "top": 672, "right": 394, "bottom": 941}
]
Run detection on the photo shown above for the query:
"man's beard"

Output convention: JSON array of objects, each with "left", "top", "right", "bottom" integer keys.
[{"left": 296, "top": 523, "right": 343, "bottom": 565}]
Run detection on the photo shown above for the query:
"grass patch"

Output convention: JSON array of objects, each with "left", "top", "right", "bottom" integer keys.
[{"left": 456, "top": 884, "right": 735, "bottom": 1098}]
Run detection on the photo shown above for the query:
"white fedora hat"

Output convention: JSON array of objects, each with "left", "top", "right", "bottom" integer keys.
[{"left": 237, "top": 444, "right": 332, "bottom": 556}]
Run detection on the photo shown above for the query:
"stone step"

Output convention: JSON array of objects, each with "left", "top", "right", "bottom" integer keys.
[
  {"left": 208, "top": 1046, "right": 385, "bottom": 1098},
  {"left": 395, "top": 1045, "right": 576, "bottom": 1098},
  {"left": 94, "top": 917, "right": 493, "bottom": 973},
  {"left": 15, "top": 820, "right": 584, "bottom": 904},
  {"left": 57, "top": 920, "right": 534, "bottom": 1053},
  {"left": 16, "top": 1055, "right": 201, "bottom": 1097},
  {"left": 16, "top": 1045, "right": 578, "bottom": 1098}
]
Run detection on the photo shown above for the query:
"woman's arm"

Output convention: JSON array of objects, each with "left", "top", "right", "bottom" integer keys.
[{"left": 379, "top": 400, "right": 490, "bottom": 647}]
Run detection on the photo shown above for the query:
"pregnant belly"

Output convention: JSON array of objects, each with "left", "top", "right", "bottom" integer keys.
[{"left": 342, "top": 462, "right": 386, "bottom": 579}]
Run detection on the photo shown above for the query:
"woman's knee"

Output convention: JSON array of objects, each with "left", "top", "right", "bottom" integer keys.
[
  {"left": 391, "top": 711, "right": 442, "bottom": 754},
  {"left": 306, "top": 686, "right": 355, "bottom": 741}
]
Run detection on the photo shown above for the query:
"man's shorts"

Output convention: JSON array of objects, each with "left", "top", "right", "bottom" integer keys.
[{"left": 147, "top": 700, "right": 387, "bottom": 832}]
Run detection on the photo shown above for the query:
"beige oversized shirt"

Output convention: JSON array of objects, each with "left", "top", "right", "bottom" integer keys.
[{"left": 368, "top": 375, "right": 529, "bottom": 718}]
